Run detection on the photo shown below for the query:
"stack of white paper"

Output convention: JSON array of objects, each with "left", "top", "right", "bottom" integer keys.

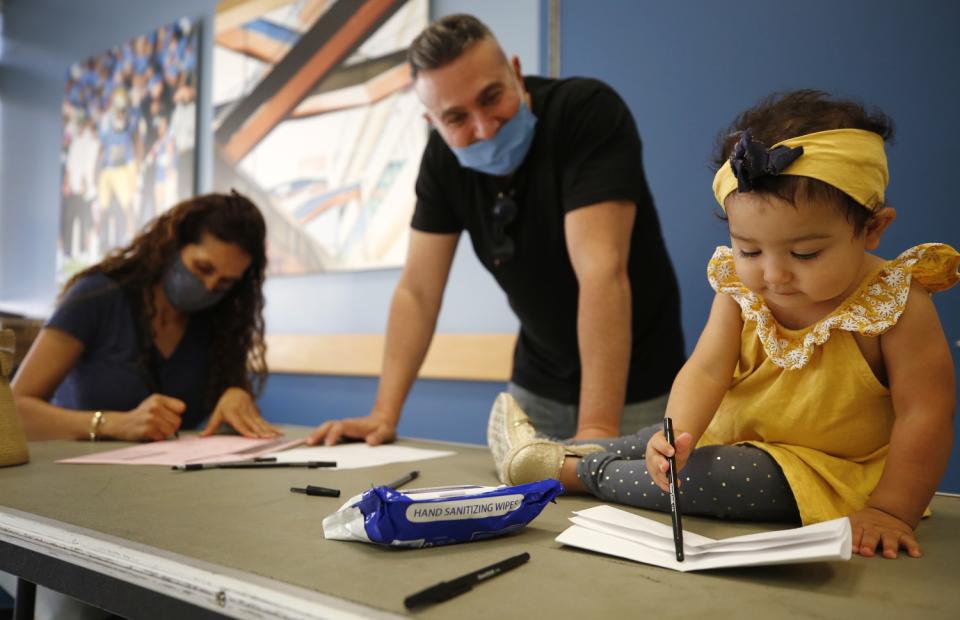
[{"left": 555, "top": 505, "right": 851, "bottom": 571}]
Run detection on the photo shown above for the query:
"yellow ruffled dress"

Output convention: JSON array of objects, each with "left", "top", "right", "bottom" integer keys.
[{"left": 699, "top": 243, "right": 960, "bottom": 524}]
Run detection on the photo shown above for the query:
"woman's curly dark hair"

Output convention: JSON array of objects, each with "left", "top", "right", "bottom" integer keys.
[
  {"left": 63, "top": 191, "right": 267, "bottom": 413},
  {"left": 712, "top": 89, "right": 894, "bottom": 235}
]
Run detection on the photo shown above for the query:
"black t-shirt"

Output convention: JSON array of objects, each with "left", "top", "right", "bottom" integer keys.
[{"left": 412, "top": 76, "right": 685, "bottom": 404}]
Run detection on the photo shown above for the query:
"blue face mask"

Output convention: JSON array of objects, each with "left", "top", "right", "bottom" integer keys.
[
  {"left": 451, "top": 101, "right": 538, "bottom": 176},
  {"left": 163, "top": 255, "right": 228, "bottom": 313}
]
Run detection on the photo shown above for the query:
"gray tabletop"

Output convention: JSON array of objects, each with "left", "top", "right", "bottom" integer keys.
[{"left": 1, "top": 428, "right": 959, "bottom": 619}]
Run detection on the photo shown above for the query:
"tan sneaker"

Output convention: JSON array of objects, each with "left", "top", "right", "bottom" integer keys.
[
  {"left": 498, "top": 438, "right": 605, "bottom": 486},
  {"left": 487, "top": 392, "right": 537, "bottom": 471}
]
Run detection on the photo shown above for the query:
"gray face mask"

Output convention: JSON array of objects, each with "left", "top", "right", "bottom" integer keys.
[{"left": 162, "top": 255, "right": 228, "bottom": 313}]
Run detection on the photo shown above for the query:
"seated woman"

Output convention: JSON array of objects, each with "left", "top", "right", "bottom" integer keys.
[{"left": 13, "top": 190, "right": 278, "bottom": 440}]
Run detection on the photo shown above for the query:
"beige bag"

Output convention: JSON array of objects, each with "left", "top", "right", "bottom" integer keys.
[{"left": 0, "top": 328, "right": 29, "bottom": 466}]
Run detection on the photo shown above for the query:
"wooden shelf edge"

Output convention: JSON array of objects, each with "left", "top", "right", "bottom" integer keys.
[{"left": 265, "top": 333, "right": 516, "bottom": 382}]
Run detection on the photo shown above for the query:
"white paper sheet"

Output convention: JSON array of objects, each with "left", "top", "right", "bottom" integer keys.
[
  {"left": 555, "top": 505, "right": 851, "bottom": 571},
  {"left": 57, "top": 437, "right": 455, "bottom": 470},
  {"left": 265, "top": 443, "right": 455, "bottom": 469}
]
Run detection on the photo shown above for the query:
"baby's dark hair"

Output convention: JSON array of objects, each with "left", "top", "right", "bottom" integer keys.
[{"left": 713, "top": 90, "right": 894, "bottom": 235}]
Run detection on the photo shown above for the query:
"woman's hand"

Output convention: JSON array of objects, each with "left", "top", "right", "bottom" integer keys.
[
  {"left": 849, "top": 507, "right": 921, "bottom": 558},
  {"left": 103, "top": 394, "right": 186, "bottom": 441},
  {"left": 644, "top": 429, "right": 694, "bottom": 493},
  {"left": 201, "top": 387, "right": 280, "bottom": 438}
]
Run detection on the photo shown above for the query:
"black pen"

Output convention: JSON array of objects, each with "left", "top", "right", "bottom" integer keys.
[
  {"left": 663, "top": 417, "right": 684, "bottom": 562},
  {"left": 384, "top": 470, "right": 419, "bottom": 489},
  {"left": 404, "top": 552, "right": 530, "bottom": 610},
  {"left": 290, "top": 485, "right": 340, "bottom": 497},
  {"left": 172, "top": 461, "right": 336, "bottom": 471}
]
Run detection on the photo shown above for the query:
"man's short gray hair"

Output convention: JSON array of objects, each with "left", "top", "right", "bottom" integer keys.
[{"left": 408, "top": 14, "right": 493, "bottom": 78}]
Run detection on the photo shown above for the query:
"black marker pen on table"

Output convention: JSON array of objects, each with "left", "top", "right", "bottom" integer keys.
[
  {"left": 384, "top": 470, "right": 419, "bottom": 489},
  {"left": 404, "top": 552, "right": 530, "bottom": 609},
  {"left": 171, "top": 461, "right": 336, "bottom": 471},
  {"left": 663, "top": 416, "right": 684, "bottom": 562},
  {"left": 290, "top": 485, "right": 340, "bottom": 497}
]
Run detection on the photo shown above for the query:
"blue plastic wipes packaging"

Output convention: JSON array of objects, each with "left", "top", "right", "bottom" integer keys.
[{"left": 322, "top": 480, "right": 564, "bottom": 548}]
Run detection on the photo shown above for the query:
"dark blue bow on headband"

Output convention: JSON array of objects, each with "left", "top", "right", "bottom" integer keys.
[{"left": 729, "top": 129, "right": 804, "bottom": 193}]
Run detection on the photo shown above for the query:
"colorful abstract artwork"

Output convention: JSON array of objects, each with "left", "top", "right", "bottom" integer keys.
[{"left": 213, "top": 0, "right": 427, "bottom": 273}]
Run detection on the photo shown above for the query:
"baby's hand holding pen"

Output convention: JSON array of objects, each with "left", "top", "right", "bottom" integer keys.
[{"left": 645, "top": 429, "right": 694, "bottom": 493}]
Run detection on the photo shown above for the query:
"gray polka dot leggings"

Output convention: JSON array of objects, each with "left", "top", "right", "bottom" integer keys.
[{"left": 574, "top": 424, "right": 801, "bottom": 522}]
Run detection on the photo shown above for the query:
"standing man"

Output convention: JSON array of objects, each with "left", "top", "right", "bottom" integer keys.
[{"left": 309, "top": 14, "right": 684, "bottom": 445}]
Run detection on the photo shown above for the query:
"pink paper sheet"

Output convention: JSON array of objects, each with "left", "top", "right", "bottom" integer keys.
[{"left": 57, "top": 436, "right": 305, "bottom": 466}]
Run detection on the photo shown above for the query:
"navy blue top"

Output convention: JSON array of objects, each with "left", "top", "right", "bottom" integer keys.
[{"left": 48, "top": 273, "right": 212, "bottom": 429}]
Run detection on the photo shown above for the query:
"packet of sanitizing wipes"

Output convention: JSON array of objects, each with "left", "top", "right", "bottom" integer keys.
[{"left": 322, "top": 480, "right": 564, "bottom": 548}]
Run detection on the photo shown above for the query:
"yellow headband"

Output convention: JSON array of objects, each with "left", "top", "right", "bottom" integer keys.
[{"left": 712, "top": 128, "right": 889, "bottom": 210}]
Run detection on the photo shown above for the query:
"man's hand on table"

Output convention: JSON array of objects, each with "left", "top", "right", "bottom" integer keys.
[{"left": 307, "top": 414, "right": 397, "bottom": 446}]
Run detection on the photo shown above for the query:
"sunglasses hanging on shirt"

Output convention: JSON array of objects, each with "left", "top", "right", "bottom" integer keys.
[{"left": 491, "top": 191, "right": 517, "bottom": 266}]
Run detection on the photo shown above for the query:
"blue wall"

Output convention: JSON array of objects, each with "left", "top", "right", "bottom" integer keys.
[
  {"left": 260, "top": 373, "right": 503, "bottom": 444},
  {"left": 554, "top": 0, "right": 960, "bottom": 491}
]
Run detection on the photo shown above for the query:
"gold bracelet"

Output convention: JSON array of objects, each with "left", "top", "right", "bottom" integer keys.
[{"left": 89, "top": 410, "right": 104, "bottom": 441}]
